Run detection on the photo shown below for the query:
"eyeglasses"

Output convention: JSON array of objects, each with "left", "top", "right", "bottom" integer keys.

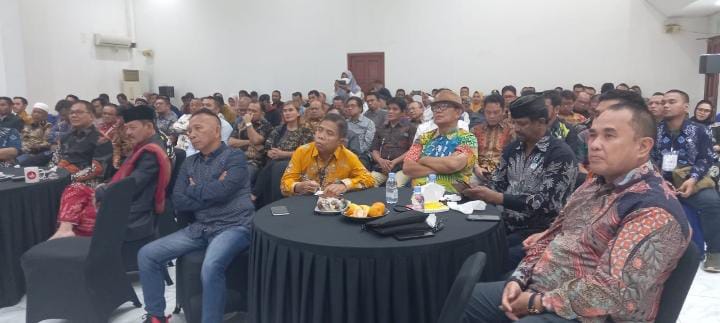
[{"left": 431, "top": 103, "right": 457, "bottom": 113}]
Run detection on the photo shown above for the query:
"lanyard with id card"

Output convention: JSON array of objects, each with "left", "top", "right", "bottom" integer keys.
[{"left": 662, "top": 150, "right": 679, "bottom": 172}]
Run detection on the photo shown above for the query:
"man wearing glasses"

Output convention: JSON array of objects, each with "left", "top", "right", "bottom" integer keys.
[{"left": 403, "top": 89, "right": 478, "bottom": 193}]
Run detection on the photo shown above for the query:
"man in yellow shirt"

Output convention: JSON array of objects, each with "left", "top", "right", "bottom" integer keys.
[{"left": 281, "top": 114, "right": 375, "bottom": 197}]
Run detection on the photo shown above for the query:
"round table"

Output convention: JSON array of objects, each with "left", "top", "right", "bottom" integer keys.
[
  {"left": 0, "top": 167, "right": 70, "bottom": 307},
  {"left": 248, "top": 187, "right": 508, "bottom": 323}
]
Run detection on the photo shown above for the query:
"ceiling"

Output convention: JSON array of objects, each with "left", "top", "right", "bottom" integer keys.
[{"left": 646, "top": 0, "right": 720, "bottom": 17}]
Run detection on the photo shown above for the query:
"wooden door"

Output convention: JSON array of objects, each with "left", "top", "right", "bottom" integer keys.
[
  {"left": 704, "top": 36, "right": 720, "bottom": 113},
  {"left": 347, "top": 52, "right": 385, "bottom": 95}
]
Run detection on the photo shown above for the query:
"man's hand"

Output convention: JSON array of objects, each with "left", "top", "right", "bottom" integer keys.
[
  {"left": 377, "top": 158, "right": 392, "bottom": 173},
  {"left": 474, "top": 165, "right": 489, "bottom": 178},
  {"left": 267, "top": 148, "right": 281, "bottom": 160},
  {"left": 462, "top": 186, "right": 502, "bottom": 204},
  {"left": 677, "top": 178, "right": 697, "bottom": 198},
  {"left": 504, "top": 291, "right": 533, "bottom": 320},
  {"left": 242, "top": 112, "right": 253, "bottom": 125},
  {"left": 500, "top": 281, "right": 524, "bottom": 319},
  {"left": 294, "top": 180, "right": 320, "bottom": 195},
  {"left": 324, "top": 183, "right": 347, "bottom": 197}
]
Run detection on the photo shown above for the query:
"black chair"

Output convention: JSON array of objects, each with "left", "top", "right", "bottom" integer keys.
[
  {"left": 21, "top": 178, "right": 138, "bottom": 323},
  {"left": 174, "top": 249, "right": 250, "bottom": 323},
  {"left": 437, "top": 251, "right": 487, "bottom": 323},
  {"left": 656, "top": 243, "right": 701, "bottom": 323}
]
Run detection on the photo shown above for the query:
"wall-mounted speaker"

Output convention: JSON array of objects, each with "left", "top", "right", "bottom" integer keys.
[
  {"left": 700, "top": 54, "right": 720, "bottom": 74},
  {"left": 158, "top": 86, "right": 175, "bottom": 98}
]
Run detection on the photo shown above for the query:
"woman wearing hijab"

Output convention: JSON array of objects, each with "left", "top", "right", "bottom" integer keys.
[{"left": 334, "top": 71, "right": 363, "bottom": 100}]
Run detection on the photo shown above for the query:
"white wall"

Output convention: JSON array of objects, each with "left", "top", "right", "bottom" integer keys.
[
  {"left": 0, "top": 0, "right": 27, "bottom": 96},
  {"left": 9, "top": 0, "right": 712, "bottom": 105}
]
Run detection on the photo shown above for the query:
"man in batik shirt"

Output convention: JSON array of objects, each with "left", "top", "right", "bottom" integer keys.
[
  {"left": 463, "top": 95, "right": 577, "bottom": 269},
  {"left": 471, "top": 94, "right": 514, "bottom": 182},
  {"left": 403, "top": 89, "right": 478, "bottom": 193},
  {"left": 462, "top": 100, "right": 690, "bottom": 323}
]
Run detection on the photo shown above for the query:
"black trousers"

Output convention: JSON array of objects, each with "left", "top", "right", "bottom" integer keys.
[{"left": 461, "top": 281, "right": 577, "bottom": 323}]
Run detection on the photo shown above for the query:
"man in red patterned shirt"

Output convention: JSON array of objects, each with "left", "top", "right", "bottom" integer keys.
[
  {"left": 462, "top": 98, "right": 690, "bottom": 322},
  {"left": 470, "top": 94, "right": 514, "bottom": 182}
]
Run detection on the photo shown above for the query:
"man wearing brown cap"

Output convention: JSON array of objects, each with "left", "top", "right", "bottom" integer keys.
[
  {"left": 403, "top": 89, "right": 478, "bottom": 193},
  {"left": 463, "top": 95, "right": 577, "bottom": 270}
]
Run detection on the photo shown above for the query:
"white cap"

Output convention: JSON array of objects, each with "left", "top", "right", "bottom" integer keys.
[{"left": 32, "top": 102, "right": 49, "bottom": 113}]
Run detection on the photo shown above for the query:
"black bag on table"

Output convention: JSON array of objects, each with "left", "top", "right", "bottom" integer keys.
[{"left": 365, "top": 211, "right": 432, "bottom": 236}]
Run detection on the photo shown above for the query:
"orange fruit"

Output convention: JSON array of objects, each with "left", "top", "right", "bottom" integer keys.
[
  {"left": 345, "top": 203, "right": 359, "bottom": 216},
  {"left": 368, "top": 202, "right": 385, "bottom": 217}
]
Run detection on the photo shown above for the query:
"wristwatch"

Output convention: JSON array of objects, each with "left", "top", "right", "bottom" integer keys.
[{"left": 528, "top": 292, "right": 545, "bottom": 314}]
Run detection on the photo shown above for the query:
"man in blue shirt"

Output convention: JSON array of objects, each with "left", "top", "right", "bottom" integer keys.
[
  {"left": 138, "top": 108, "right": 254, "bottom": 323},
  {"left": 652, "top": 89, "right": 720, "bottom": 273}
]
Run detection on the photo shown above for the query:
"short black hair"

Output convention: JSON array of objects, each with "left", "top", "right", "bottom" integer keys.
[
  {"left": 13, "top": 96, "right": 28, "bottom": 105},
  {"left": 543, "top": 90, "right": 562, "bottom": 108},
  {"left": 190, "top": 108, "right": 221, "bottom": 126},
  {"left": 501, "top": 85, "right": 517, "bottom": 95},
  {"left": 321, "top": 113, "right": 348, "bottom": 138},
  {"left": 202, "top": 96, "right": 221, "bottom": 109},
  {"left": 520, "top": 87, "right": 536, "bottom": 96},
  {"left": 606, "top": 101, "right": 657, "bottom": 140},
  {"left": 599, "top": 90, "right": 648, "bottom": 109},
  {"left": 292, "top": 92, "right": 302, "bottom": 98},
  {"left": 99, "top": 93, "right": 110, "bottom": 102},
  {"left": 250, "top": 91, "right": 258, "bottom": 98},
  {"left": 55, "top": 99, "right": 72, "bottom": 112},
  {"left": 365, "top": 92, "right": 378, "bottom": 100},
  {"left": 460, "top": 86, "right": 469, "bottom": 91},
  {"left": 600, "top": 83, "right": 615, "bottom": 94},
  {"left": 272, "top": 90, "right": 281, "bottom": 95},
  {"left": 652, "top": 92, "right": 664, "bottom": 97},
  {"left": 308, "top": 90, "right": 320, "bottom": 97},
  {"left": 117, "top": 93, "right": 128, "bottom": 100},
  {"left": 72, "top": 100, "right": 94, "bottom": 114},
  {"left": 346, "top": 96, "right": 364, "bottom": 108},
  {"left": 665, "top": 89, "right": 689, "bottom": 104},
  {"left": 387, "top": 97, "right": 407, "bottom": 112},
  {"left": 333, "top": 96, "right": 344, "bottom": 102},
  {"left": 238, "top": 90, "right": 250, "bottom": 97},
  {"left": 573, "top": 83, "right": 584, "bottom": 89},
  {"left": 560, "top": 90, "right": 576, "bottom": 101},
  {"left": 155, "top": 95, "right": 171, "bottom": 105},
  {"left": 66, "top": 94, "right": 79, "bottom": 101},
  {"left": 0, "top": 97, "right": 13, "bottom": 106},
  {"left": 185, "top": 92, "right": 195, "bottom": 99},
  {"left": 92, "top": 97, "right": 109, "bottom": 106},
  {"left": 212, "top": 93, "right": 225, "bottom": 105},
  {"left": 259, "top": 94, "right": 270, "bottom": 103},
  {"left": 483, "top": 94, "right": 505, "bottom": 109},
  {"left": 396, "top": 88, "right": 406, "bottom": 94}
]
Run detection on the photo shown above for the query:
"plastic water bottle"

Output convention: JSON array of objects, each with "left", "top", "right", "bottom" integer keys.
[
  {"left": 386, "top": 172, "right": 398, "bottom": 204},
  {"left": 411, "top": 186, "right": 424, "bottom": 210},
  {"left": 428, "top": 173, "right": 437, "bottom": 183}
]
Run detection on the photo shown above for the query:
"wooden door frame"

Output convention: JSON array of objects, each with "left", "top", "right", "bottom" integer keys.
[{"left": 704, "top": 36, "right": 720, "bottom": 115}]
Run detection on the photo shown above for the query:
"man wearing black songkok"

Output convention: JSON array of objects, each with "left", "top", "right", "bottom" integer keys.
[{"left": 463, "top": 95, "right": 578, "bottom": 270}]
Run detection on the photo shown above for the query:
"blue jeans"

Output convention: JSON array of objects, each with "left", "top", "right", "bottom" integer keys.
[
  {"left": 462, "top": 281, "right": 577, "bottom": 323},
  {"left": 138, "top": 225, "right": 251, "bottom": 323},
  {"left": 681, "top": 187, "right": 720, "bottom": 253}
]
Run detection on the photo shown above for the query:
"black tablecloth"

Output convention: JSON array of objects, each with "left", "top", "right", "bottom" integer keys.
[
  {"left": 249, "top": 187, "right": 508, "bottom": 323},
  {"left": 0, "top": 167, "right": 70, "bottom": 307}
]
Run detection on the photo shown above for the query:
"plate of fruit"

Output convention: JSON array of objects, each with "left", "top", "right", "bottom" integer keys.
[
  {"left": 343, "top": 202, "right": 387, "bottom": 222},
  {"left": 314, "top": 196, "right": 349, "bottom": 215}
]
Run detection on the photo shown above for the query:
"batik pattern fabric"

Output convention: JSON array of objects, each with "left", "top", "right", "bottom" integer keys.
[
  {"left": 281, "top": 142, "right": 375, "bottom": 196},
  {"left": 21, "top": 122, "right": 51, "bottom": 154},
  {"left": 471, "top": 121, "right": 514, "bottom": 174},
  {"left": 404, "top": 128, "right": 478, "bottom": 193},
  {"left": 264, "top": 124, "right": 314, "bottom": 153},
  {"left": 652, "top": 118, "right": 716, "bottom": 181},
  {"left": 56, "top": 183, "right": 96, "bottom": 236},
  {"left": 0, "top": 127, "right": 21, "bottom": 167},
  {"left": 511, "top": 161, "right": 690, "bottom": 322},
  {"left": 490, "top": 134, "right": 577, "bottom": 234},
  {"left": 558, "top": 112, "right": 587, "bottom": 126}
]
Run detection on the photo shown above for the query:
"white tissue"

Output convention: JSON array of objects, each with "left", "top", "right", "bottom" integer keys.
[
  {"left": 425, "top": 214, "right": 437, "bottom": 227},
  {"left": 422, "top": 182, "right": 446, "bottom": 202},
  {"left": 447, "top": 200, "right": 487, "bottom": 215}
]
